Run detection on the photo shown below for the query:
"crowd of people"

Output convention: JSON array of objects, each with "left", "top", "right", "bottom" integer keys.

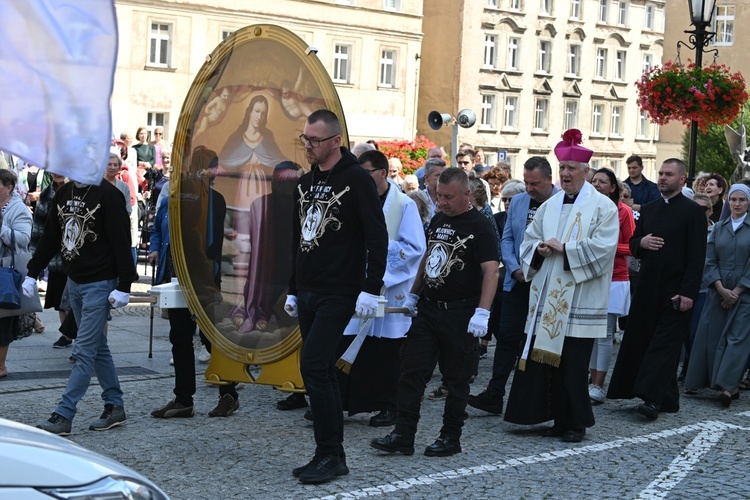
[{"left": 2, "top": 116, "right": 749, "bottom": 486}]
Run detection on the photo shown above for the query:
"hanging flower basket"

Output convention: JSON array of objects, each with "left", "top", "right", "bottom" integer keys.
[{"left": 636, "top": 61, "right": 749, "bottom": 132}]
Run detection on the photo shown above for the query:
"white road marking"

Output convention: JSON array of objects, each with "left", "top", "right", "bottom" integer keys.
[
  {"left": 637, "top": 423, "right": 726, "bottom": 499},
  {"left": 311, "top": 420, "right": 750, "bottom": 500}
]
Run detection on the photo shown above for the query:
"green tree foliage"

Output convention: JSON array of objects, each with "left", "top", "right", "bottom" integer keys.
[{"left": 681, "top": 103, "right": 750, "bottom": 181}]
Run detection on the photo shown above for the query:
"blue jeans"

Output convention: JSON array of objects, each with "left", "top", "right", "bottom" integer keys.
[{"left": 56, "top": 278, "right": 123, "bottom": 420}]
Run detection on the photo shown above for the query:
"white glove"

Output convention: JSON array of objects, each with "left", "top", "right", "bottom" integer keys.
[
  {"left": 402, "top": 293, "right": 420, "bottom": 317},
  {"left": 108, "top": 290, "right": 130, "bottom": 309},
  {"left": 355, "top": 292, "right": 380, "bottom": 317},
  {"left": 284, "top": 295, "right": 298, "bottom": 318},
  {"left": 468, "top": 308, "right": 491, "bottom": 337},
  {"left": 22, "top": 277, "right": 37, "bottom": 298}
]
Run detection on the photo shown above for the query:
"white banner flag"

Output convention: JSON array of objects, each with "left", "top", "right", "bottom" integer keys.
[{"left": 0, "top": 0, "right": 118, "bottom": 184}]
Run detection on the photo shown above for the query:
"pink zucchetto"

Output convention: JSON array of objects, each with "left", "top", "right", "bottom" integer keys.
[{"left": 554, "top": 129, "right": 593, "bottom": 163}]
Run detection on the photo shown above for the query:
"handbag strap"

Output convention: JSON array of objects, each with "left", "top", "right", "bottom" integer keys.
[{"left": 7, "top": 230, "right": 15, "bottom": 270}]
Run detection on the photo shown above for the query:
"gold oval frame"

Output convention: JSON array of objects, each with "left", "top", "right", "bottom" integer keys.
[{"left": 169, "top": 24, "right": 348, "bottom": 368}]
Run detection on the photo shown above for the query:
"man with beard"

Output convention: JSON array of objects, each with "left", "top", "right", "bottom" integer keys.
[{"left": 607, "top": 159, "right": 707, "bottom": 420}]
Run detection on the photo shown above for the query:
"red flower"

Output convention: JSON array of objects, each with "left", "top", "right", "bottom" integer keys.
[{"left": 636, "top": 61, "right": 748, "bottom": 132}]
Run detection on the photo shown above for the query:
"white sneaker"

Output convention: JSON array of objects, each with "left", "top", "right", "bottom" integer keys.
[
  {"left": 589, "top": 385, "right": 606, "bottom": 404},
  {"left": 614, "top": 330, "right": 624, "bottom": 343},
  {"left": 197, "top": 346, "right": 211, "bottom": 364}
]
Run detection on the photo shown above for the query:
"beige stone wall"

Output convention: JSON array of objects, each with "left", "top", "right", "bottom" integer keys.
[
  {"left": 113, "top": 0, "right": 423, "bottom": 146},
  {"left": 417, "top": 0, "right": 664, "bottom": 180},
  {"left": 660, "top": 0, "right": 749, "bottom": 173}
]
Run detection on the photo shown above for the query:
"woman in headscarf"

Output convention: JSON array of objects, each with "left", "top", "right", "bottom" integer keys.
[{"left": 685, "top": 183, "right": 750, "bottom": 407}]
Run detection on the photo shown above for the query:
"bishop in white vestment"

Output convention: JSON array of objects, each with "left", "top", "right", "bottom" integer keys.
[{"left": 504, "top": 129, "right": 619, "bottom": 443}]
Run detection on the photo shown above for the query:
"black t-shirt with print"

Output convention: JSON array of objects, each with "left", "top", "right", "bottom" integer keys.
[
  {"left": 422, "top": 207, "right": 499, "bottom": 302},
  {"left": 526, "top": 198, "right": 542, "bottom": 227}
]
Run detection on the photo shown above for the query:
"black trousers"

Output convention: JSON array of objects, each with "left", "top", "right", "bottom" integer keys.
[
  {"left": 168, "top": 308, "right": 237, "bottom": 406},
  {"left": 633, "top": 306, "right": 690, "bottom": 409},
  {"left": 394, "top": 300, "right": 478, "bottom": 440},
  {"left": 486, "top": 282, "right": 530, "bottom": 398},
  {"left": 297, "top": 291, "right": 357, "bottom": 457}
]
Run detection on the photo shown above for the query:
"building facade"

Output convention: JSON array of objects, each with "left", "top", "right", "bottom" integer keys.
[
  {"left": 417, "top": 0, "right": 665, "bottom": 180},
  {"left": 659, "top": 0, "right": 749, "bottom": 167},
  {"left": 113, "top": 0, "right": 423, "bottom": 148}
]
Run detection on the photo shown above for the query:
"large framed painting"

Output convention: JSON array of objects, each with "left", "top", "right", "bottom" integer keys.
[{"left": 169, "top": 24, "right": 347, "bottom": 389}]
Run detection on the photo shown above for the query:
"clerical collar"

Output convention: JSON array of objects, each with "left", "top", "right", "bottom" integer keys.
[{"left": 563, "top": 192, "right": 578, "bottom": 204}]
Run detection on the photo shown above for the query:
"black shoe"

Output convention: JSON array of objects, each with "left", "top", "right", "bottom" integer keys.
[
  {"left": 53, "top": 336, "right": 72, "bottom": 349},
  {"left": 303, "top": 409, "right": 313, "bottom": 422},
  {"left": 369, "top": 410, "right": 397, "bottom": 427},
  {"left": 562, "top": 428, "right": 586, "bottom": 443},
  {"left": 297, "top": 454, "right": 348, "bottom": 484},
  {"left": 424, "top": 435, "right": 461, "bottom": 457},
  {"left": 293, "top": 453, "right": 348, "bottom": 478},
  {"left": 542, "top": 424, "right": 566, "bottom": 437},
  {"left": 276, "top": 393, "right": 307, "bottom": 411},
  {"left": 637, "top": 401, "right": 660, "bottom": 420},
  {"left": 479, "top": 345, "right": 488, "bottom": 359},
  {"left": 370, "top": 432, "right": 415, "bottom": 455},
  {"left": 467, "top": 390, "right": 503, "bottom": 415}
]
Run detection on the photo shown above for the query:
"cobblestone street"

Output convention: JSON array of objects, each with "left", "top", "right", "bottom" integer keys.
[{"left": 1, "top": 300, "right": 749, "bottom": 499}]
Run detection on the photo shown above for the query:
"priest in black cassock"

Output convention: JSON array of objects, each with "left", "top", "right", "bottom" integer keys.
[{"left": 607, "top": 158, "right": 707, "bottom": 420}]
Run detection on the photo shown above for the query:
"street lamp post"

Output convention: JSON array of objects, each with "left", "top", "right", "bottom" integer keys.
[{"left": 683, "top": 0, "right": 717, "bottom": 187}]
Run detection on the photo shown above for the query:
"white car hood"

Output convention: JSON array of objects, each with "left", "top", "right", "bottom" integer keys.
[{"left": 0, "top": 418, "right": 150, "bottom": 487}]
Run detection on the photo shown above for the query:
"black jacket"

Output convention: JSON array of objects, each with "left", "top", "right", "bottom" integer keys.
[{"left": 289, "top": 148, "right": 387, "bottom": 297}]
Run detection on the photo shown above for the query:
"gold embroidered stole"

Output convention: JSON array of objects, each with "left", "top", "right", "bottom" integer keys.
[{"left": 519, "top": 187, "right": 598, "bottom": 369}]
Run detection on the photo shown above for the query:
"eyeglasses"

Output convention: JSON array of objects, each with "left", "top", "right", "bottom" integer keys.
[
  {"left": 501, "top": 197, "right": 512, "bottom": 203},
  {"left": 700, "top": 205, "right": 711, "bottom": 212},
  {"left": 363, "top": 168, "right": 381, "bottom": 175},
  {"left": 154, "top": 132, "right": 163, "bottom": 136},
  {"left": 299, "top": 134, "right": 338, "bottom": 148}
]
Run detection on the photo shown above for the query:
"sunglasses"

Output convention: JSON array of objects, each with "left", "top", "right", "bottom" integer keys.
[{"left": 501, "top": 197, "right": 512, "bottom": 203}]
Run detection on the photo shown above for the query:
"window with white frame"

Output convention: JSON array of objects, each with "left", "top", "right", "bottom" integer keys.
[
  {"left": 481, "top": 94, "right": 497, "bottom": 128},
  {"left": 487, "top": 0, "right": 498, "bottom": 6},
  {"left": 564, "top": 101, "right": 578, "bottom": 130},
  {"left": 147, "top": 112, "right": 167, "bottom": 137},
  {"left": 570, "top": 0, "right": 581, "bottom": 19},
  {"left": 379, "top": 49, "right": 396, "bottom": 87},
  {"left": 333, "top": 44, "right": 351, "bottom": 83},
  {"left": 484, "top": 35, "right": 497, "bottom": 67},
  {"left": 599, "top": 0, "right": 609, "bottom": 23},
  {"left": 148, "top": 22, "right": 172, "bottom": 67},
  {"left": 615, "top": 50, "right": 626, "bottom": 80},
  {"left": 504, "top": 96, "right": 519, "bottom": 129},
  {"left": 611, "top": 105, "right": 623, "bottom": 135},
  {"left": 507, "top": 38, "right": 520, "bottom": 70},
  {"left": 596, "top": 48, "right": 608, "bottom": 78},
  {"left": 221, "top": 29, "right": 235, "bottom": 41},
  {"left": 638, "top": 110, "right": 649, "bottom": 137},
  {"left": 538, "top": 40, "right": 552, "bottom": 72},
  {"left": 644, "top": 4, "right": 654, "bottom": 30},
  {"left": 592, "top": 103, "right": 604, "bottom": 134},
  {"left": 618, "top": 1, "right": 628, "bottom": 25},
  {"left": 509, "top": 0, "right": 521, "bottom": 10},
  {"left": 568, "top": 44, "right": 581, "bottom": 75},
  {"left": 713, "top": 6, "right": 734, "bottom": 46},
  {"left": 590, "top": 159, "right": 602, "bottom": 170},
  {"left": 540, "top": 0, "right": 552, "bottom": 15},
  {"left": 534, "top": 98, "right": 549, "bottom": 131},
  {"left": 384, "top": 0, "right": 401, "bottom": 11},
  {"left": 642, "top": 53, "right": 653, "bottom": 73},
  {"left": 610, "top": 159, "right": 621, "bottom": 176}
]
